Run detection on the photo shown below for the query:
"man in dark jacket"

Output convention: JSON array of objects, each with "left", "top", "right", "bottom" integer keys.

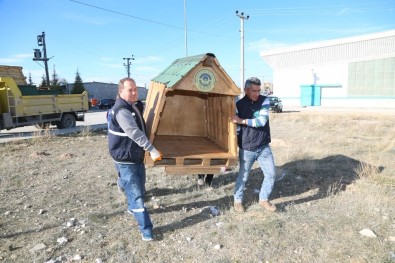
[
  {"left": 231, "top": 77, "right": 277, "bottom": 213},
  {"left": 108, "top": 77, "right": 162, "bottom": 241}
]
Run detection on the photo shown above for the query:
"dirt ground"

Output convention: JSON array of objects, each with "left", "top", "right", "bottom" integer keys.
[{"left": 0, "top": 108, "right": 394, "bottom": 263}]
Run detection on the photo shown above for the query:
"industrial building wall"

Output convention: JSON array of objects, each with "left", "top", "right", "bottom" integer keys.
[
  {"left": 65, "top": 82, "right": 148, "bottom": 101},
  {"left": 272, "top": 58, "right": 395, "bottom": 108},
  {"left": 273, "top": 62, "right": 348, "bottom": 106},
  {"left": 83, "top": 83, "right": 118, "bottom": 100},
  {"left": 262, "top": 30, "right": 395, "bottom": 108}
]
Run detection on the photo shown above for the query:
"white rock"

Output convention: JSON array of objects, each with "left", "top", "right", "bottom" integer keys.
[
  {"left": 4, "top": 211, "right": 11, "bottom": 215},
  {"left": 214, "top": 244, "right": 222, "bottom": 250},
  {"left": 29, "top": 243, "right": 47, "bottom": 253},
  {"left": 186, "top": 237, "right": 192, "bottom": 242},
  {"left": 67, "top": 218, "right": 77, "bottom": 227},
  {"left": 96, "top": 259, "right": 103, "bottom": 263},
  {"left": 57, "top": 236, "right": 68, "bottom": 244},
  {"left": 359, "top": 229, "right": 377, "bottom": 238},
  {"left": 73, "top": 254, "right": 82, "bottom": 260}
]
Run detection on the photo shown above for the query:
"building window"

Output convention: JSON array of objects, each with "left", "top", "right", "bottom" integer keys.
[{"left": 348, "top": 57, "right": 395, "bottom": 96}]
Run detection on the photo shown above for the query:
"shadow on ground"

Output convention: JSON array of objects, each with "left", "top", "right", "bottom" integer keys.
[
  {"left": 99, "top": 154, "right": 383, "bottom": 237},
  {"left": 245, "top": 154, "right": 383, "bottom": 211}
]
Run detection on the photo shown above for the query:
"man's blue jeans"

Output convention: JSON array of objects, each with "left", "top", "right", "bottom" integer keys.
[
  {"left": 115, "top": 163, "right": 153, "bottom": 235},
  {"left": 234, "top": 144, "right": 276, "bottom": 202}
]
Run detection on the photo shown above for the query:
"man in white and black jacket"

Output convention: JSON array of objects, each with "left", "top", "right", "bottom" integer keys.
[{"left": 108, "top": 77, "right": 162, "bottom": 241}]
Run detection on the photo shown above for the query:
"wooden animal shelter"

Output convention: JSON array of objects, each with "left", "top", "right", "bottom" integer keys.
[{"left": 143, "top": 53, "right": 241, "bottom": 174}]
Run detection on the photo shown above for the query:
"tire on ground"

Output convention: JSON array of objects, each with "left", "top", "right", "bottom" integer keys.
[{"left": 57, "top": 114, "right": 76, "bottom": 129}]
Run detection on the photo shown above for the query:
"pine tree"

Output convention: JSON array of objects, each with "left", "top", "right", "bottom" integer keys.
[
  {"left": 71, "top": 70, "right": 86, "bottom": 94},
  {"left": 39, "top": 75, "right": 47, "bottom": 87},
  {"left": 50, "top": 65, "right": 64, "bottom": 94},
  {"left": 28, "top": 73, "right": 34, "bottom": 86}
]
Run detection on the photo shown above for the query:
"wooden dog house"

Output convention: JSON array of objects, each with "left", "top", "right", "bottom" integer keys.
[{"left": 144, "top": 53, "right": 241, "bottom": 174}]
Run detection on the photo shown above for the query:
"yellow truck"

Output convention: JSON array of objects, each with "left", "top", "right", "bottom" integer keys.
[{"left": 0, "top": 66, "right": 88, "bottom": 130}]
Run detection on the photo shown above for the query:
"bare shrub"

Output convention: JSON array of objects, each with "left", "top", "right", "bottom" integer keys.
[
  {"left": 355, "top": 161, "right": 381, "bottom": 179},
  {"left": 80, "top": 125, "right": 92, "bottom": 137},
  {"left": 32, "top": 126, "right": 52, "bottom": 141}
]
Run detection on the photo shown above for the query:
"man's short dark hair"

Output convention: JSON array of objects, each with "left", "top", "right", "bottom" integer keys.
[{"left": 245, "top": 77, "right": 261, "bottom": 89}]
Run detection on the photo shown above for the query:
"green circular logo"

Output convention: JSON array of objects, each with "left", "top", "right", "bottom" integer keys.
[{"left": 194, "top": 69, "right": 216, "bottom": 92}]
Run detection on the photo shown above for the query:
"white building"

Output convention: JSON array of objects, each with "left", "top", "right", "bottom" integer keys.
[{"left": 261, "top": 30, "right": 395, "bottom": 108}]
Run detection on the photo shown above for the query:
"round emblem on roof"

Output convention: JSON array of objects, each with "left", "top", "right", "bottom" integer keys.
[{"left": 194, "top": 68, "right": 216, "bottom": 92}]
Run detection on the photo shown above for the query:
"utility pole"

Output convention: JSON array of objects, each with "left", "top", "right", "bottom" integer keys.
[
  {"left": 33, "top": 31, "right": 51, "bottom": 86},
  {"left": 235, "top": 10, "right": 249, "bottom": 97},
  {"left": 123, "top": 55, "right": 134, "bottom": 78}
]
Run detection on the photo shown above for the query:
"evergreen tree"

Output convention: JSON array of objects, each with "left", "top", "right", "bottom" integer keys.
[
  {"left": 71, "top": 70, "right": 86, "bottom": 94},
  {"left": 50, "top": 65, "right": 64, "bottom": 94},
  {"left": 28, "top": 73, "right": 34, "bottom": 86},
  {"left": 39, "top": 75, "right": 47, "bottom": 87}
]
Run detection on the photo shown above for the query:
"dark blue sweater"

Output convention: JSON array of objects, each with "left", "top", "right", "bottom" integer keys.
[{"left": 236, "top": 95, "right": 271, "bottom": 150}]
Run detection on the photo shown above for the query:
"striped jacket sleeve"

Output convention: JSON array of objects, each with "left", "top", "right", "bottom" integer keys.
[{"left": 245, "top": 97, "right": 270, "bottom": 127}]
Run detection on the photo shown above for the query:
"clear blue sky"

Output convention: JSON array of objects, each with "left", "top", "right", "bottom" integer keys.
[{"left": 1, "top": 0, "right": 394, "bottom": 88}]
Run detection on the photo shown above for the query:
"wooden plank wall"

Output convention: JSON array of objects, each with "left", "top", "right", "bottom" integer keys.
[
  {"left": 156, "top": 90, "right": 207, "bottom": 137},
  {"left": 206, "top": 94, "right": 237, "bottom": 153},
  {"left": 143, "top": 82, "right": 166, "bottom": 140}
]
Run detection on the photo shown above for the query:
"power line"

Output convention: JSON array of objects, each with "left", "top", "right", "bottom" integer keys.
[
  {"left": 70, "top": 0, "right": 220, "bottom": 37},
  {"left": 247, "top": 1, "right": 395, "bottom": 16},
  {"left": 248, "top": 0, "right": 395, "bottom": 11}
]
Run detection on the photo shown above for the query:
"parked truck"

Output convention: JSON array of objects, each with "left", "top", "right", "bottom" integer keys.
[{"left": 0, "top": 66, "right": 88, "bottom": 130}]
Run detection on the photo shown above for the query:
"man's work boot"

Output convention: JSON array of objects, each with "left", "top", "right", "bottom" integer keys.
[
  {"left": 259, "top": 200, "right": 277, "bottom": 212},
  {"left": 234, "top": 202, "right": 245, "bottom": 213}
]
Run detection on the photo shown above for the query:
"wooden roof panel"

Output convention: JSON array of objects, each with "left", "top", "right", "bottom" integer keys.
[{"left": 151, "top": 53, "right": 215, "bottom": 88}]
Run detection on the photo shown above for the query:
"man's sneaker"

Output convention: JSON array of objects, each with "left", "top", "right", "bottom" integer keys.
[
  {"left": 141, "top": 232, "right": 154, "bottom": 241},
  {"left": 259, "top": 200, "right": 277, "bottom": 212},
  {"left": 234, "top": 202, "right": 245, "bottom": 213}
]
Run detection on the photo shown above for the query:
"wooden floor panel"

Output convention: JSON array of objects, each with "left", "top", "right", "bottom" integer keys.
[{"left": 154, "top": 135, "right": 233, "bottom": 158}]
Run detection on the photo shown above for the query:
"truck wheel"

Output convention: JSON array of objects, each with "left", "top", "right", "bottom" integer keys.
[
  {"left": 34, "top": 122, "right": 51, "bottom": 129},
  {"left": 57, "top": 114, "right": 76, "bottom": 129}
]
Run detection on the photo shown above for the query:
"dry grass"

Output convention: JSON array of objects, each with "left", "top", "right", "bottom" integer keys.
[
  {"left": 31, "top": 126, "right": 52, "bottom": 141},
  {"left": 0, "top": 110, "right": 394, "bottom": 263},
  {"left": 79, "top": 126, "right": 93, "bottom": 137}
]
